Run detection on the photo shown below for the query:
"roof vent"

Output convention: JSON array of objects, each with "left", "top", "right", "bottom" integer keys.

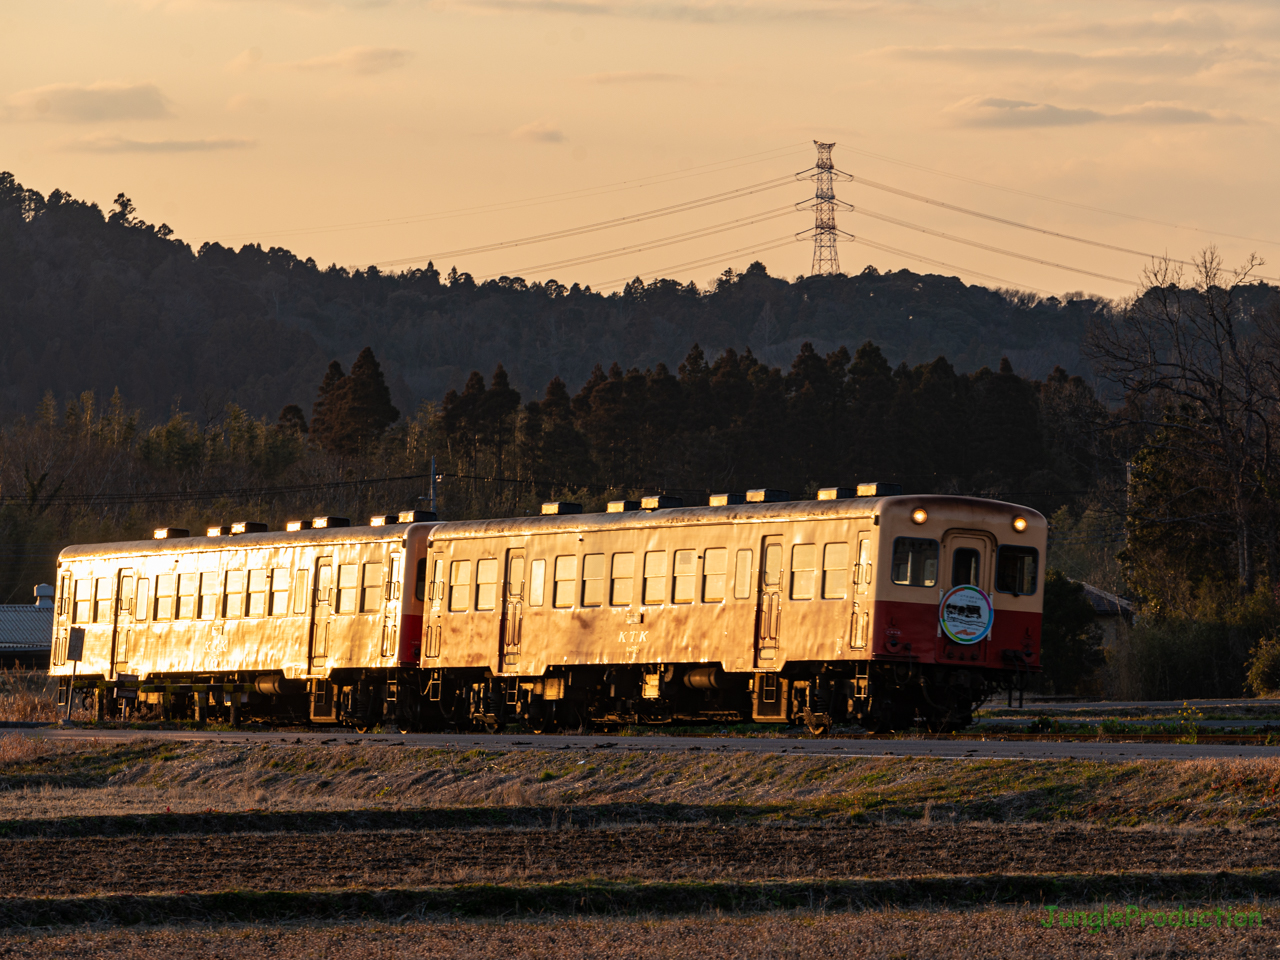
[
  {"left": 398, "top": 510, "right": 437, "bottom": 523},
  {"left": 311, "top": 516, "right": 351, "bottom": 529},
  {"left": 369, "top": 514, "right": 399, "bottom": 527},
  {"left": 607, "top": 500, "right": 640, "bottom": 513},
  {"left": 206, "top": 525, "right": 231, "bottom": 538},
  {"left": 285, "top": 519, "right": 314, "bottom": 532},
  {"left": 641, "top": 495, "right": 683, "bottom": 510},
  {"left": 541, "top": 502, "right": 582, "bottom": 515},
  {"left": 709, "top": 493, "right": 745, "bottom": 507},
  {"left": 230, "top": 521, "right": 268, "bottom": 535},
  {"left": 33, "top": 584, "right": 54, "bottom": 609},
  {"left": 746, "top": 489, "right": 789, "bottom": 503},
  {"left": 856, "top": 482, "right": 902, "bottom": 497},
  {"left": 153, "top": 528, "right": 190, "bottom": 540},
  {"left": 817, "top": 487, "right": 856, "bottom": 501}
]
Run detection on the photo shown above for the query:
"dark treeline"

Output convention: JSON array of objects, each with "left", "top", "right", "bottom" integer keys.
[{"left": 0, "top": 169, "right": 1183, "bottom": 422}]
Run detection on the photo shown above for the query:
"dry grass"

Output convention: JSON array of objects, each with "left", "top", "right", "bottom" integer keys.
[
  {"left": 6, "top": 735, "right": 1280, "bottom": 828},
  {"left": 0, "top": 668, "right": 94, "bottom": 723},
  {"left": 0, "top": 909, "right": 1272, "bottom": 959}
]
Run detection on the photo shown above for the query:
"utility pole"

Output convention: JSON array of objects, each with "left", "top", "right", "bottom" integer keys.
[{"left": 796, "top": 141, "right": 854, "bottom": 276}]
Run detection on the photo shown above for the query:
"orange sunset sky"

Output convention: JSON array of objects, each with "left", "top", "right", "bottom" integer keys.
[{"left": 3, "top": 0, "right": 1278, "bottom": 296}]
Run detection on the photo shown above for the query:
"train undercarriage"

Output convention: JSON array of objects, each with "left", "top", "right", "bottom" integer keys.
[{"left": 59, "top": 661, "right": 1023, "bottom": 735}]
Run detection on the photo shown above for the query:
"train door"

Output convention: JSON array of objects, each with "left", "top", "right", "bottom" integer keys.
[
  {"left": 755, "top": 535, "right": 784, "bottom": 665},
  {"left": 423, "top": 552, "right": 445, "bottom": 660},
  {"left": 110, "top": 569, "right": 135, "bottom": 679},
  {"left": 941, "top": 530, "right": 995, "bottom": 659},
  {"left": 310, "top": 557, "right": 334, "bottom": 670},
  {"left": 499, "top": 549, "right": 525, "bottom": 670},
  {"left": 851, "top": 533, "right": 873, "bottom": 650},
  {"left": 55, "top": 570, "right": 71, "bottom": 665},
  {"left": 381, "top": 550, "right": 402, "bottom": 658}
]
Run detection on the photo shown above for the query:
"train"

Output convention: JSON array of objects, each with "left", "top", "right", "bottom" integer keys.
[{"left": 48, "top": 485, "right": 1046, "bottom": 734}]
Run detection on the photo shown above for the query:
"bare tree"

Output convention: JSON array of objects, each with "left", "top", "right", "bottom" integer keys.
[{"left": 1086, "top": 247, "right": 1276, "bottom": 594}]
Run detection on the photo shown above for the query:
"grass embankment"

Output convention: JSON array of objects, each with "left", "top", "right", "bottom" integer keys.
[{"left": 4, "top": 734, "right": 1280, "bottom": 828}]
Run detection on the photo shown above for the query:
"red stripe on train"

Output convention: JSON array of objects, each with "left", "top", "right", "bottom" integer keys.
[
  {"left": 871, "top": 599, "right": 1040, "bottom": 667},
  {"left": 398, "top": 613, "right": 423, "bottom": 666}
]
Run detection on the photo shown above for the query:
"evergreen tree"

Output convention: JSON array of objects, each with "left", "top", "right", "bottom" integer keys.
[{"left": 310, "top": 360, "right": 347, "bottom": 454}]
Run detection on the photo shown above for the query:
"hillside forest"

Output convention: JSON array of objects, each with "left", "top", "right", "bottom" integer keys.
[{"left": 3, "top": 171, "right": 1280, "bottom": 701}]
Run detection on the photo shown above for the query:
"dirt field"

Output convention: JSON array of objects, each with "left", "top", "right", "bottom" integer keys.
[
  {"left": 0, "top": 911, "right": 1274, "bottom": 959},
  {"left": 0, "top": 823, "right": 1276, "bottom": 896},
  {"left": 2, "top": 733, "right": 1277, "bottom": 955}
]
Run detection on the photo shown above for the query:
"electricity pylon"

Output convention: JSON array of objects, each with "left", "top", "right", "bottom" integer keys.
[{"left": 796, "top": 141, "right": 854, "bottom": 276}]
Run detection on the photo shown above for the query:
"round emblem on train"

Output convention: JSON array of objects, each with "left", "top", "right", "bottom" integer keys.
[{"left": 939, "top": 584, "right": 993, "bottom": 644}]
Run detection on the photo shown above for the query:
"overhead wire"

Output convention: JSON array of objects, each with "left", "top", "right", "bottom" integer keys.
[
  {"left": 373, "top": 175, "right": 796, "bottom": 268},
  {"left": 193, "top": 142, "right": 813, "bottom": 245},
  {"left": 849, "top": 235, "right": 1054, "bottom": 295},
  {"left": 850, "top": 207, "right": 1136, "bottom": 286},
  {"left": 840, "top": 144, "right": 1280, "bottom": 249},
  {"left": 591, "top": 234, "right": 800, "bottom": 289},
  {"left": 480, "top": 206, "right": 797, "bottom": 280}
]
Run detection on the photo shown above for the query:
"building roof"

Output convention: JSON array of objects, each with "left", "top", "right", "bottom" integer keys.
[{"left": 0, "top": 607, "right": 53, "bottom": 651}]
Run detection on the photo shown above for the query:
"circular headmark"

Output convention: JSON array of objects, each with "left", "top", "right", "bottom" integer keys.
[{"left": 939, "top": 584, "right": 994, "bottom": 644}]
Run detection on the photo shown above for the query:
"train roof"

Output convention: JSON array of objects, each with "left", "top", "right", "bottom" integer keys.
[
  {"left": 57, "top": 522, "right": 437, "bottom": 563},
  {"left": 427, "top": 494, "right": 1045, "bottom": 542}
]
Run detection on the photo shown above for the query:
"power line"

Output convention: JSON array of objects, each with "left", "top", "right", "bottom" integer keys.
[
  {"left": 841, "top": 144, "right": 1280, "bottom": 249},
  {"left": 591, "top": 234, "right": 800, "bottom": 289},
  {"left": 192, "top": 143, "right": 813, "bottom": 245},
  {"left": 850, "top": 235, "right": 1052, "bottom": 294},
  {"left": 850, "top": 207, "right": 1135, "bottom": 286},
  {"left": 483, "top": 207, "right": 797, "bottom": 281},
  {"left": 373, "top": 175, "right": 796, "bottom": 268}
]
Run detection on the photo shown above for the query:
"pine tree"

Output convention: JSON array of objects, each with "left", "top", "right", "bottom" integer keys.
[
  {"left": 332, "top": 347, "right": 400, "bottom": 457},
  {"left": 310, "top": 360, "right": 347, "bottom": 454}
]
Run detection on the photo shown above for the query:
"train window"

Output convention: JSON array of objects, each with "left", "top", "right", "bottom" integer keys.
[
  {"left": 390, "top": 553, "right": 403, "bottom": 600},
  {"left": 247, "top": 570, "right": 268, "bottom": 617},
  {"left": 822, "top": 543, "right": 849, "bottom": 600},
  {"left": 553, "top": 555, "right": 577, "bottom": 608},
  {"left": 643, "top": 551, "right": 667, "bottom": 604},
  {"left": 952, "top": 548, "right": 980, "bottom": 587},
  {"left": 415, "top": 558, "right": 428, "bottom": 602},
  {"left": 449, "top": 560, "right": 472, "bottom": 612},
  {"left": 154, "top": 574, "right": 174, "bottom": 621},
  {"left": 72, "top": 578, "right": 91, "bottom": 623},
  {"left": 293, "top": 570, "right": 309, "bottom": 614},
  {"left": 223, "top": 570, "right": 245, "bottom": 618},
  {"left": 93, "top": 577, "right": 112, "bottom": 622},
  {"left": 703, "top": 548, "right": 727, "bottom": 603},
  {"left": 336, "top": 564, "right": 359, "bottom": 614},
  {"left": 671, "top": 550, "right": 696, "bottom": 604},
  {"left": 891, "top": 538, "right": 938, "bottom": 587},
  {"left": 856, "top": 538, "right": 872, "bottom": 595},
  {"left": 198, "top": 572, "right": 219, "bottom": 620},
  {"left": 582, "top": 554, "right": 605, "bottom": 607},
  {"left": 177, "top": 573, "right": 198, "bottom": 619},
  {"left": 733, "top": 550, "right": 752, "bottom": 599},
  {"left": 790, "top": 545, "right": 816, "bottom": 600},
  {"left": 134, "top": 577, "right": 149, "bottom": 622},
  {"left": 475, "top": 559, "right": 499, "bottom": 611},
  {"left": 763, "top": 543, "right": 782, "bottom": 588},
  {"left": 996, "top": 546, "right": 1038, "bottom": 596},
  {"left": 270, "top": 568, "right": 291, "bottom": 616},
  {"left": 529, "top": 559, "right": 546, "bottom": 607},
  {"left": 361, "top": 562, "right": 386, "bottom": 612},
  {"left": 610, "top": 553, "right": 634, "bottom": 605}
]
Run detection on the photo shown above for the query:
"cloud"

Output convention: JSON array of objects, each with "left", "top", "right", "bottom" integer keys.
[
  {"left": 879, "top": 45, "right": 1217, "bottom": 78},
  {"left": 582, "top": 71, "right": 688, "bottom": 83},
  {"left": 950, "top": 96, "right": 1240, "bottom": 128},
  {"left": 5, "top": 82, "right": 170, "bottom": 123},
  {"left": 63, "top": 135, "right": 255, "bottom": 153},
  {"left": 511, "top": 119, "right": 565, "bottom": 142},
  {"left": 284, "top": 46, "right": 413, "bottom": 75},
  {"left": 227, "top": 47, "right": 264, "bottom": 73},
  {"left": 442, "top": 0, "right": 883, "bottom": 23}
]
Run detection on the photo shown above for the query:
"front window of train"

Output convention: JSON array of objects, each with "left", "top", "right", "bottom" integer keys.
[
  {"left": 891, "top": 537, "right": 938, "bottom": 587},
  {"left": 996, "top": 546, "right": 1039, "bottom": 596}
]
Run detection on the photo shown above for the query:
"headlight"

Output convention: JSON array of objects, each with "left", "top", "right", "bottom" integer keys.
[
  {"left": 911, "top": 508, "right": 928, "bottom": 525},
  {"left": 1012, "top": 516, "right": 1028, "bottom": 532}
]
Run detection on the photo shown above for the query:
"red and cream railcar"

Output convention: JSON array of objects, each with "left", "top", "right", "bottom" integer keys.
[
  {"left": 49, "top": 516, "right": 436, "bottom": 727},
  {"left": 413, "top": 489, "right": 1046, "bottom": 733}
]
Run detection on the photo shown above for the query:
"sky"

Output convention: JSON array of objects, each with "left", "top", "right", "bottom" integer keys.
[{"left": 3, "top": 0, "right": 1279, "bottom": 297}]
